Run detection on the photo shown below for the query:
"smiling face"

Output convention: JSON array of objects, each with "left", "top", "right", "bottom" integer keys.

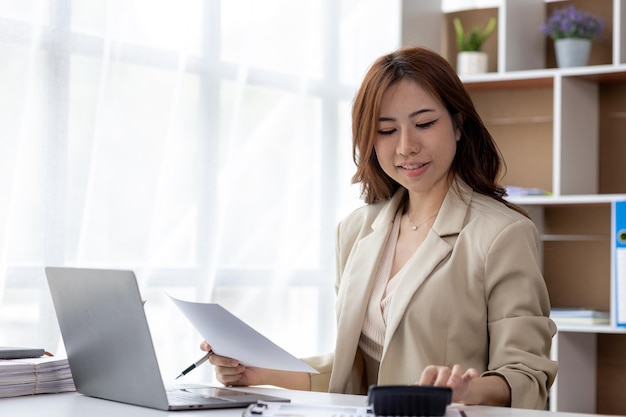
[{"left": 374, "top": 78, "right": 461, "bottom": 200}]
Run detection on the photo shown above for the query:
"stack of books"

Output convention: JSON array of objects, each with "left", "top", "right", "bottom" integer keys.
[
  {"left": 550, "top": 308, "right": 610, "bottom": 326},
  {"left": 0, "top": 354, "right": 75, "bottom": 398}
]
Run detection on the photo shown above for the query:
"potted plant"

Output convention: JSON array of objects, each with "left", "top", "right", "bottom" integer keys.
[
  {"left": 453, "top": 16, "right": 496, "bottom": 75},
  {"left": 541, "top": 5, "right": 604, "bottom": 68}
]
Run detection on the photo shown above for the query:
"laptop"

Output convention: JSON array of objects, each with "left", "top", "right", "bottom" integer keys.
[{"left": 45, "top": 266, "right": 290, "bottom": 411}]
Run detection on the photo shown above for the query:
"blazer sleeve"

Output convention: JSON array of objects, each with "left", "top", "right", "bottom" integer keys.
[
  {"left": 303, "top": 205, "right": 381, "bottom": 394},
  {"left": 302, "top": 353, "right": 334, "bottom": 392},
  {"left": 300, "top": 221, "right": 347, "bottom": 393},
  {"left": 482, "top": 218, "right": 558, "bottom": 409}
]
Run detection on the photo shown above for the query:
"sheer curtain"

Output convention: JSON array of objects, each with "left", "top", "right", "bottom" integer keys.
[{"left": 0, "top": 0, "right": 400, "bottom": 382}]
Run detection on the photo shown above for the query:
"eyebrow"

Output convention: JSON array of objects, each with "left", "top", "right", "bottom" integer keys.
[{"left": 378, "top": 108, "right": 435, "bottom": 122}]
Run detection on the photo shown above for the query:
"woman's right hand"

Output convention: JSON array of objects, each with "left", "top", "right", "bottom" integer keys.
[{"left": 200, "top": 341, "right": 265, "bottom": 387}]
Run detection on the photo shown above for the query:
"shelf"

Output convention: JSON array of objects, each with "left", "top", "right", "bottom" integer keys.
[
  {"left": 541, "top": 234, "right": 609, "bottom": 241},
  {"left": 556, "top": 324, "right": 626, "bottom": 333},
  {"left": 399, "top": 0, "right": 626, "bottom": 414},
  {"left": 441, "top": 0, "right": 618, "bottom": 73},
  {"left": 510, "top": 194, "right": 626, "bottom": 205},
  {"left": 461, "top": 63, "right": 626, "bottom": 89}
]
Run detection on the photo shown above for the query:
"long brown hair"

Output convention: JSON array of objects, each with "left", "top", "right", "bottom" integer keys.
[{"left": 351, "top": 46, "right": 526, "bottom": 217}]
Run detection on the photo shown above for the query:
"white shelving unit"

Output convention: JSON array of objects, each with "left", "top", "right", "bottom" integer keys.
[{"left": 402, "top": 0, "right": 626, "bottom": 414}]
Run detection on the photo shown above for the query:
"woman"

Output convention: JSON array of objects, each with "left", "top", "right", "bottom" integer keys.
[{"left": 202, "top": 46, "right": 558, "bottom": 409}]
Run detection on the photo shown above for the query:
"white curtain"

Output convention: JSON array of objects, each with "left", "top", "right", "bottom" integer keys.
[{"left": 0, "top": 0, "right": 400, "bottom": 382}]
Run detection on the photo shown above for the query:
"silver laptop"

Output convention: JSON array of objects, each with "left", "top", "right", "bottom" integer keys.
[{"left": 45, "top": 266, "right": 290, "bottom": 411}]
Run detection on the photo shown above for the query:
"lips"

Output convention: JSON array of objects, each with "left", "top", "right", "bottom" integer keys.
[
  {"left": 399, "top": 162, "right": 427, "bottom": 169},
  {"left": 397, "top": 161, "right": 431, "bottom": 178}
]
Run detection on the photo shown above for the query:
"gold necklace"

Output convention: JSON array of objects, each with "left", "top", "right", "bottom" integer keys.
[{"left": 406, "top": 212, "right": 438, "bottom": 231}]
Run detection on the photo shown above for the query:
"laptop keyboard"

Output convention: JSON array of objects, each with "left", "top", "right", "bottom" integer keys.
[{"left": 167, "top": 389, "right": 231, "bottom": 406}]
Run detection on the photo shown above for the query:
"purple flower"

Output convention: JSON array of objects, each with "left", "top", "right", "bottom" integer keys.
[{"left": 541, "top": 5, "right": 604, "bottom": 40}]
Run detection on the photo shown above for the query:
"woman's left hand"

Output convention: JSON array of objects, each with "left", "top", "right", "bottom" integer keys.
[{"left": 417, "top": 364, "right": 478, "bottom": 403}]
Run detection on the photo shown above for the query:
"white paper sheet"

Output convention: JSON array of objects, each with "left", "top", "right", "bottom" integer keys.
[
  {"left": 169, "top": 296, "right": 318, "bottom": 373},
  {"left": 242, "top": 401, "right": 467, "bottom": 417}
]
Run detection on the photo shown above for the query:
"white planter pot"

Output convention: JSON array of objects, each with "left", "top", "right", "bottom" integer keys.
[
  {"left": 456, "top": 51, "right": 488, "bottom": 75},
  {"left": 554, "top": 38, "right": 592, "bottom": 68}
]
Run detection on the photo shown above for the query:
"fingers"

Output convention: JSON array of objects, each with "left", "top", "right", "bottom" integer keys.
[
  {"left": 462, "top": 367, "right": 479, "bottom": 382},
  {"left": 446, "top": 364, "right": 466, "bottom": 387},
  {"left": 198, "top": 340, "right": 253, "bottom": 386},
  {"left": 417, "top": 364, "right": 479, "bottom": 404},
  {"left": 214, "top": 363, "right": 246, "bottom": 385},
  {"left": 204, "top": 348, "right": 245, "bottom": 385},
  {"left": 419, "top": 365, "right": 450, "bottom": 386},
  {"left": 208, "top": 352, "right": 239, "bottom": 368},
  {"left": 418, "top": 364, "right": 478, "bottom": 387}
]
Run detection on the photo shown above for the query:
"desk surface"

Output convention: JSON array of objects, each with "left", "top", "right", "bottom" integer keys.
[{"left": 0, "top": 386, "right": 609, "bottom": 417}]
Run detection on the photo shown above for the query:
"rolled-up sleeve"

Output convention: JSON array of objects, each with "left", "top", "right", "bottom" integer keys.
[
  {"left": 483, "top": 219, "right": 558, "bottom": 408},
  {"left": 302, "top": 353, "right": 334, "bottom": 392}
]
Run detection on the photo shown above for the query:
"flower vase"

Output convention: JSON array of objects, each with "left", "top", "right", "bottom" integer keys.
[
  {"left": 554, "top": 38, "right": 591, "bottom": 68},
  {"left": 456, "top": 51, "right": 488, "bottom": 75}
]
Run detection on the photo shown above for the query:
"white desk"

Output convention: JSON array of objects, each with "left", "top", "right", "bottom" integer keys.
[{"left": 0, "top": 386, "right": 609, "bottom": 417}]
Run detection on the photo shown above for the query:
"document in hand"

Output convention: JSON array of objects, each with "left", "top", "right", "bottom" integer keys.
[{"left": 169, "top": 296, "right": 318, "bottom": 373}]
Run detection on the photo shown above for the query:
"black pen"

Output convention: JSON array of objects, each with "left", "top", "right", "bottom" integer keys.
[{"left": 175, "top": 350, "right": 214, "bottom": 379}]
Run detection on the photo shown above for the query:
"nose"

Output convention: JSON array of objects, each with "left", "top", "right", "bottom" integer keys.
[{"left": 397, "top": 127, "right": 419, "bottom": 155}]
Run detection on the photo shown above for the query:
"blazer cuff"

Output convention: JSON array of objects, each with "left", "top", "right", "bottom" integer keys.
[{"left": 302, "top": 353, "right": 334, "bottom": 392}]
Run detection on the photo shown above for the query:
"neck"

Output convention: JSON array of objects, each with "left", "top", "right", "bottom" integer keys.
[{"left": 403, "top": 185, "right": 448, "bottom": 221}]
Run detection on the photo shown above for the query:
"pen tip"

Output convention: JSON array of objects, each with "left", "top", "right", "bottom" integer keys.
[{"left": 175, "top": 374, "right": 182, "bottom": 380}]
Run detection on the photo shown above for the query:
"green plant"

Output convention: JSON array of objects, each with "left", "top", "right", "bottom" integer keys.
[{"left": 453, "top": 17, "right": 496, "bottom": 52}]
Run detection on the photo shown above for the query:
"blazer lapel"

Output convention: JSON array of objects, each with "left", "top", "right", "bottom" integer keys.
[
  {"left": 330, "top": 192, "right": 404, "bottom": 391},
  {"left": 382, "top": 182, "right": 473, "bottom": 354}
]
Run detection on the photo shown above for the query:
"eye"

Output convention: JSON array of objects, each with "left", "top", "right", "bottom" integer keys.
[
  {"left": 416, "top": 120, "right": 437, "bottom": 129},
  {"left": 377, "top": 128, "right": 396, "bottom": 136}
]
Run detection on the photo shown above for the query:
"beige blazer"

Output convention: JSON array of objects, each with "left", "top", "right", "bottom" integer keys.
[{"left": 305, "top": 181, "right": 558, "bottom": 409}]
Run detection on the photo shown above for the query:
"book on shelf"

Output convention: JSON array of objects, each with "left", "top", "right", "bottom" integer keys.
[
  {"left": 0, "top": 352, "right": 75, "bottom": 398},
  {"left": 505, "top": 186, "right": 551, "bottom": 197},
  {"left": 550, "top": 308, "right": 610, "bottom": 325},
  {"left": 616, "top": 200, "right": 626, "bottom": 327}
]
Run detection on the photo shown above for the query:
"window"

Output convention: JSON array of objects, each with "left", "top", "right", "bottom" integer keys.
[{"left": 0, "top": 0, "right": 400, "bottom": 381}]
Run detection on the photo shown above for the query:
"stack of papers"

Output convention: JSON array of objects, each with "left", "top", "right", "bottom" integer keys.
[{"left": 0, "top": 356, "right": 75, "bottom": 398}]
